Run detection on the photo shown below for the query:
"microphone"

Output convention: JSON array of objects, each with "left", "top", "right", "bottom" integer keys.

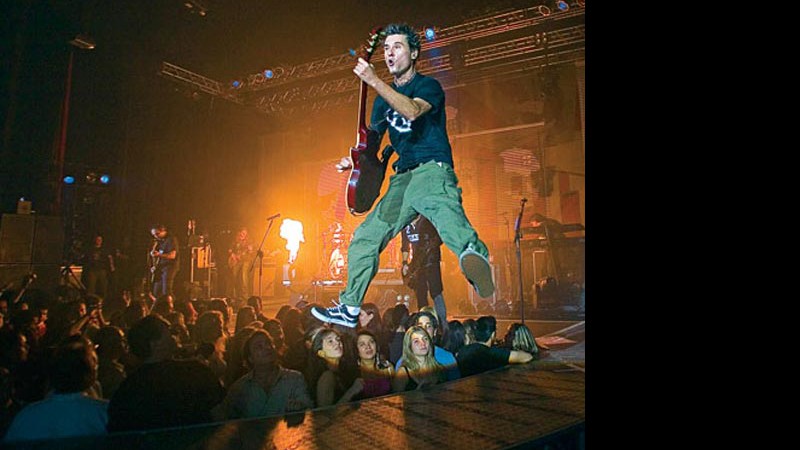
[
  {"left": 267, "top": 213, "right": 281, "bottom": 221},
  {"left": 521, "top": 198, "right": 528, "bottom": 203}
]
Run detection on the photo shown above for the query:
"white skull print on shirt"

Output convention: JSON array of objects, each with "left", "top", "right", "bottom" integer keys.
[{"left": 386, "top": 109, "right": 413, "bottom": 133}]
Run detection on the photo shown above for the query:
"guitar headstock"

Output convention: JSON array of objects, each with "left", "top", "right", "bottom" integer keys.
[{"left": 358, "top": 26, "right": 384, "bottom": 63}]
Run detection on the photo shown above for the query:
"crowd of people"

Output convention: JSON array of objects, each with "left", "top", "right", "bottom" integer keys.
[{"left": 0, "top": 285, "right": 542, "bottom": 442}]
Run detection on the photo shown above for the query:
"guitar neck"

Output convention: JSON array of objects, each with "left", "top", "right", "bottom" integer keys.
[{"left": 356, "top": 80, "right": 369, "bottom": 140}]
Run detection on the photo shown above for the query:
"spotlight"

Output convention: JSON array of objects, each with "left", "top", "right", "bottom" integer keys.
[
  {"left": 63, "top": 176, "right": 75, "bottom": 184},
  {"left": 424, "top": 27, "right": 436, "bottom": 41},
  {"left": 85, "top": 172, "right": 97, "bottom": 184},
  {"left": 184, "top": 1, "right": 208, "bottom": 16},
  {"left": 69, "top": 34, "right": 96, "bottom": 50},
  {"left": 232, "top": 80, "right": 242, "bottom": 88},
  {"left": 100, "top": 174, "right": 110, "bottom": 184},
  {"left": 264, "top": 69, "right": 274, "bottom": 79},
  {"left": 556, "top": 0, "right": 569, "bottom": 11}
]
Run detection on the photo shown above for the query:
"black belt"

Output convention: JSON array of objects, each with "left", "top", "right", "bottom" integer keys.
[{"left": 397, "top": 161, "right": 443, "bottom": 174}]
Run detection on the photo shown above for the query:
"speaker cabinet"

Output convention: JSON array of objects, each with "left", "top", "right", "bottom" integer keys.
[
  {"left": 0, "top": 214, "right": 63, "bottom": 264},
  {"left": 0, "top": 214, "right": 35, "bottom": 263}
]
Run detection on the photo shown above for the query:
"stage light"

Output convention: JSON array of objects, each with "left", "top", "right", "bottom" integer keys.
[
  {"left": 232, "top": 80, "right": 242, "bottom": 88},
  {"left": 424, "top": 27, "right": 436, "bottom": 41},
  {"left": 264, "top": 69, "right": 274, "bottom": 79},
  {"left": 63, "top": 176, "right": 75, "bottom": 184},
  {"left": 85, "top": 172, "right": 97, "bottom": 184},
  {"left": 556, "top": 0, "right": 569, "bottom": 11},
  {"left": 69, "top": 34, "right": 96, "bottom": 50},
  {"left": 348, "top": 48, "right": 356, "bottom": 57},
  {"left": 100, "top": 174, "right": 110, "bottom": 184},
  {"left": 184, "top": 1, "right": 208, "bottom": 16}
]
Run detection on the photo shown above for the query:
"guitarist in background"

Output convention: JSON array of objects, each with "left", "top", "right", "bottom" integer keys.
[
  {"left": 227, "top": 226, "right": 254, "bottom": 302},
  {"left": 150, "top": 224, "right": 180, "bottom": 297},
  {"left": 313, "top": 23, "right": 494, "bottom": 328},
  {"left": 401, "top": 216, "right": 442, "bottom": 305}
]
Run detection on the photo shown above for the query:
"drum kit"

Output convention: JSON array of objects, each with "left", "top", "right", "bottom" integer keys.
[{"left": 322, "top": 222, "right": 351, "bottom": 280}]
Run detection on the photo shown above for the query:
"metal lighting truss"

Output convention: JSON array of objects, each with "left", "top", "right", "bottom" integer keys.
[
  {"left": 160, "top": 3, "right": 584, "bottom": 117},
  {"left": 160, "top": 62, "right": 243, "bottom": 104},
  {"left": 236, "top": 3, "right": 556, "bottom": 92}
]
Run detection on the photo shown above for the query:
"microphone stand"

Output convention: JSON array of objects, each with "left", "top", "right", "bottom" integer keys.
[
  {"left": 249, "top": 216, "right": 279, "bottom": 300},
  {"left": 502, "top": 214, "right": 512, "bottom": 307},
  {"left": 514, "top": 198, "right": 527, "bottom": 323},
  {"left": 61, "top": 261, "right": 88, "bottom": 296}
]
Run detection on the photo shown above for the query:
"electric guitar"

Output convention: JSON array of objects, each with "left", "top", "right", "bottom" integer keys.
[
  {"left": 402, "top": 260, "right": 419, "bottom": 291},
  {"left": 149, "top": 240, "right": 161, "bottom": 285},
  {"left": 228, "top": 252, "right": 241, "bottom": 269},
  {"left": 228, "top": 246, "right": 253, "bottom": 269},
  {"left": 346, "top": 27, "right": 394, "bottom": 216}
]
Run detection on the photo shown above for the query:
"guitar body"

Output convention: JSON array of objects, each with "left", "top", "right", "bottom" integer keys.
[
  {"left": 149, "top": 241, "right": 161, "bottom": 286},
  {"left": 348, "top": 129, "right": 391, "bottom": 215},
  {"left": 345, "top": 27, "right": 389, "bottom": 216},
  {"left": 402, "top": 262, "right": 419, "bottom": 291},
  {"left": 150, "top": 259, "right": 160, "bottom": 285},
  {"left": 228, "top": 253, "right": 240, "bottom": 270}
]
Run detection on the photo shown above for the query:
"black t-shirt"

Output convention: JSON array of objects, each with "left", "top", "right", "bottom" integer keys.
[
  {"left": 369, "top": 73, "right": 453, "bottom": 173},
  {"left": 401, "top": 216, "right": 442, "bottom": 268},
  {"left": 155, "top": 235, "right": 180, "bottom": 267},
  {"left": 456, "top": 343, "right": 512, "bottom": 377},
  {"left": 84, "top": 245, "right": 111, "bottom": 271}
]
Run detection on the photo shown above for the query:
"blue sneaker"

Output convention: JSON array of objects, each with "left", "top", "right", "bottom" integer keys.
[
  {"left": 459, "top": 248, "right": 495, "bottom": 298},
  {"left": 311, "top": 301, "right": 360, "bottom": 328}
]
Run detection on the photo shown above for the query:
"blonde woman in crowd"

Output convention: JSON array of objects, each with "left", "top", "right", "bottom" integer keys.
[{"left": 392, "top": 326, "right": 445, "bottom": 392}]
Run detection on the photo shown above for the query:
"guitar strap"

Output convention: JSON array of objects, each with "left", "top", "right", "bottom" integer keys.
[{"left": 381, "top": 144, "right": 395, "bottom": 163}]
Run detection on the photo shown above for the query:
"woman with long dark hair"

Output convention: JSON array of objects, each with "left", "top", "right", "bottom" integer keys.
[{"left": 354, "top": 330, "right": 394, "bottom": 399}]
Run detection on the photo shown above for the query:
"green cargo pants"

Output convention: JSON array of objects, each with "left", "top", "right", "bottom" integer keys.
[{"left": 340, "top": 160, "right": 489, "bottom": 307}]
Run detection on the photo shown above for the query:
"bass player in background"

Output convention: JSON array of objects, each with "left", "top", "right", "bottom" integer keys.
[
  {"left": 150, "top": 224, "right": 180, "bottom": 297},
  {"left": 312, "top": 23, "right": 494, "bottom": 328},
  {"left": 401, "top": 214, "right": 448, "bottom": 333}
]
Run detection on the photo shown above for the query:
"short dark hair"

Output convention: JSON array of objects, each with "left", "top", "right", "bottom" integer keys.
[
  {"left": 246, "top": 296, "right": 263, "bottom": 311},
  {"left": 243, "top": 329, "right": 275, "bottom": 368},
  {"left": 50, "top": 336, "right": 96, "bottom": 393},
  {"left": 384, "top": 23, "right": 421, "bottom": 59},
  {"left": 474, "top": 316, "right": 497, "bottom": 343},
  {"left": 127, "top": 314, "right": 169, "bottom": 359}
]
